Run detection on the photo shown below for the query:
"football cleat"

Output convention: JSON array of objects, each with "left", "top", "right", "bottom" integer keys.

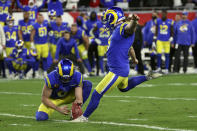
[{"left": 146, "top": 71, "right": 162, "bottom": 80}]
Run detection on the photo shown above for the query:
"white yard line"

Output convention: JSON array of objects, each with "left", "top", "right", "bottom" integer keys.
[
  {"left": 9, "top": 123, "right": 31, "bottom": 126},
  {"left": 0, "top": 91, "right": 40, "bottom": 96},
  {"left": 105, "top": 95, "right": 197, "bottom": 101},
  {"left": 0, "top": 113, "right": 195, "bottom": 131},
  {"left": 188, "top": 116, "right": 197, "bottom": 118},
  {"left": 128, "top": 118, "right": 148, "bottom": 121},
  {"left": 21, "top": 104, "right": 36, "bottom": 107},
  {"left": 0, "top": 91, "right": 196, "bottom": 101}
]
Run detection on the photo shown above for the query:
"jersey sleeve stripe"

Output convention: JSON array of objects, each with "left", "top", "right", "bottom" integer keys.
[
  {"left": 45, "top": 76, "right": 52, "bottom": 88},
  {"left": 120, "top": 22, "right": 127, "bottom": 35}
]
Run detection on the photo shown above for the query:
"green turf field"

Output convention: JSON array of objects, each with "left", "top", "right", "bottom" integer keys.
[{"left": 0, "top": 74, "right": 197, "bottom": 131}]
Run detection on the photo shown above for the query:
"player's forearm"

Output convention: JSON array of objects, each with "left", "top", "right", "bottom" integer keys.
[
  {"left": 18, "top": 31, "right": 23, "bottom": 40},
  {"left": 75, "top": 86, "right": 83, "bottom": 104},
  {"left": 129, "top": 47, "right": 137, "bottom": 60},
  {"left": 83, "top": 37, "right": 89, "bottom": 50},
  {"left": 125, "top": 20, "right": 137, "bottom": 36},
  {"left": 42, "top": 97, "right": 60, "bottom": 111}
]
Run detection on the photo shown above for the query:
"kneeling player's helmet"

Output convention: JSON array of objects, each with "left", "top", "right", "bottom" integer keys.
[
  {"left": 48, "top": 10, "right": 56, "bottom": 17},
  {"left": 101, "top": 7, "right": 125, "bottom": 30},
  {"left": 56, "top": 59, "right": 74, "bottom": 83},
  {"left": 15, "top": 40, "right": 24, "bottom": 52},
  {"left": 6, "top": 15, "right": 14, "bottom": 26}
]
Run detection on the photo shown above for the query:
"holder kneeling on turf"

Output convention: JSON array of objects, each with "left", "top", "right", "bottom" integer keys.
[{"left": 35, "top": 59, "right": 92, "bottom": 121}]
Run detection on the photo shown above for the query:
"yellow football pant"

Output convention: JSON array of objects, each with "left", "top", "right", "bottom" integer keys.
[
  {"left": 49, "top": 44, "right": 57, "bottom": 59},
  {"left": 35, "top": 43, "right": 49, "bottom": 59},
  {"left": 95, "top": 72, "right": 128, "bottom": 95},
  {"left": 72, "top": 44, "right": 87, "bottom": 59},
  {"left": 37, "top": 89, "right": 75, "bottom": 116},
  {"left": 24, "top": 41, "right": 31, "bottom": 50},
  {"left": 98, "top": 45, "right": 108, "bottom": 57},
  {"left": 5, "top": 47, "right": 14, "bottom": 57},
  {"left": 156, "top": 40, "right": 170, "bottom": 54}
]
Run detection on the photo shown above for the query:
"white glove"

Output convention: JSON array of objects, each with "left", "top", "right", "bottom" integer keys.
[
  {"left": 153, "top": 36, "right": 157, "bottom": 40},
  {"left": 175, "top": 44, "right": 178, "bottom": 49},
  {"left": 152, "top": 41, "right": 156, "bottom": 49},
  {"left": 82, "top": 50, "right": 88, "bottom": 57},
  {"left": 169, "top": 37, "right": 173, "bottom": 43},
  {"left": 95, "top": 38, "right": 101, "bottom": 45},
  {"left": 31, "top": 42, "right": 35, "bottom": 50}
]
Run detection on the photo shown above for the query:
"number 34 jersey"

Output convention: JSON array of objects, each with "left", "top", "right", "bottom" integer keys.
[
  {"left": 156, "top": 18, "right": 174, "bottom": 41},
  {"left": 4, "top": 25, "right": 18, "bottom": 47},
  {"left": 33, "top": 21, "right": 48, "bottom": 44}
]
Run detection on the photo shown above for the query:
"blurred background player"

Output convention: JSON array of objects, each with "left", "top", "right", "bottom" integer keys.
[
  {"left": 70, "top": 23, "right": 94, "bottom": 77},
  {"left": 49, "top": 16, "right": 69, "bottom": 59},
  {"left": 5, "top": 40, "right": 35, "bottom": 79},
  {"left": 18, "top": 11, "right": 34, "bottom": 50},
  {"left": 90, "top": 21, "right": 110, "bottom": 76},
  {"left": 35, "top": 59, "right": 92, "bottom": 121},
  {"left": 0, "top": 0, "right": 12, "bottom": 27},
  {"left": 49, "top": 31, "right": 84, "bottom": 75},
  {"left": 73, "top": 7, "right": 160, "bottom": 122},
  {"left": 47, "top": 0, "right": 63, "bottom": 16},
  {"left": 143, "top": 10, "right": 158, "bottom": 71},
  {"left": 169, "top": 13, "right": 182, "bottom": 72},
  {"left": 4, "top": 15, "right": 18, "bottom": 58},
  {"left": 192, "top": 12, "right": 197, "bottom": 72},
  {"left": 173, "top": 12, "right": 195, "bottom": 73},
  {"left": 0, "top": 23, "right": 6, "bottom": 78},
  {"left": 30, "top": 13, "right": 49, "bottom": 78},
  {"left": 154, "top": 9, "right": 174, "bottom": 74},
  {"left": 16, "top": 0, "right": 46, "bottom": 22}
]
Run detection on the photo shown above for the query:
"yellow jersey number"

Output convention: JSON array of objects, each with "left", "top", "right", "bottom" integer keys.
[
  {"left": 21, "top": 25, "right": 33, "bottom": 35},
  {"left": 0, "top": 6, "right": 8, "bottom": 14},
  {"left": 99, "top": 28, "right": 110, "bottom": 38},
  {"left": 38, "top": 27, "right": 47, "bottom": 37},
  {"left": 28, "top": 11, "right": 35, "bottom": 20},
  {"left": 6, "top": 31, "right": 17, "bottom": 41},
  {"left": 159, "top": 25, "right": 168, "bottom": 35}
]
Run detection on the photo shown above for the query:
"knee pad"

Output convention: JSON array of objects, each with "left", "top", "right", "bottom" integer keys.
[{"left": 35, "top": 111, "right": 49, "bottom": 121}]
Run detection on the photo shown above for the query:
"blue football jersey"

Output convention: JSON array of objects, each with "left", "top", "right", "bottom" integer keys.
[
  {"left": 156, "top": 18, "right": 174, "bottom": 41},
  {"left": 98, "top": 24, "right": 110, "bottom": 46},
  {"left": 107, "top": 22, "right": 135, "bottom": 77},
  {"left": 51, "top": 22, "right": 69, "bottom": 44},
  {"left": 4, "top": 26, "right": 18, "bottom": 47},
  {"left": 71, "top": 29, "right": 86, "bottom": 46},
  {"left": 10, "top": 48, "right": 30, "bottom": 59},
  {"left": 18, "top": 20, "right": 34, "bottom": 42},
  {"left": 0, "top": 0, "right": 11, "bottom": 22},
  {"left": 33, "top": 22, "right": 48, "bottom": 44},
  {"left": 44, "top": 70, "right": 83, "bottom": 99}
]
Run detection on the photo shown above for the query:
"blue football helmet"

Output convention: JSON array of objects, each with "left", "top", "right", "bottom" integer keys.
[
  {"left": 6, "top": 15, "right": 14, "bottom": 26},
  {"left": 56, "top": 59, "right": 74, "bottom": 83},
  {"left": 48, "top": 10, "right": 56, "bottom": 17},
  {"left": 15, "top": 40, "right": 24, "bottom": 52},
  {"left": 101, "top": 7, "right": 125, "bottom": 30}
]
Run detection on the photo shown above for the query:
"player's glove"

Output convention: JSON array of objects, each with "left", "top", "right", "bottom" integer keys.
[
  {"left": 31, "top": 42, "right": 36, "bottom": 50},
  {"left": 169, "top": 37, "right": 173, "bottom": 43},
  {"left": 71, "top": 102, "right": 83, "bottom": 120}
]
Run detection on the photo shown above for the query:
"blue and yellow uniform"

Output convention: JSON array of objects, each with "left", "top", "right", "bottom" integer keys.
[
  {"left": 49, "top": 22, "right": 69, "bottom": 59},
  {"left": 71, "top": 29, "right": 87, "bottom": 60},
  {"left": 18, "top": 20, "right": 34, "bottom": 49},
  {"left": 36, "top": 70, "right": 92, "bottom": 119},
  {"left": 82, "top": 7, "right": 148, "bottom": 119},
  {"left": 4, "top": 25, "right": 18, "bottom": 56},
  {"left": 5, "top": 48, "right": 35, "bottom": 73},
  {"left": 16, "top": 0, "right": 46, "bottom": 22},
  {"left": 155, "top": 18, "right": 174, "bottom": 70},
  {"left": 156, "top": 18, "right": 174, "bottom": 54},
  {"left": 33, "top": 21, "right": 49, "bottom": 59},
  {"left": 0, "top": 0, "right": 11, "bottom": 26}
]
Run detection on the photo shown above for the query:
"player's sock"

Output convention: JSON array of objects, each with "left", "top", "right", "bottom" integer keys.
[
  {"left": 35, "top": 111, "right": 49, "bottom": 121},
  {"left": 157, "top": 54, "right": 162, "bottom": 68},
  {"left": 82, "top": 80, "right": 92, "bottom": 104},
  {"left": 83, "top": 59, "right": 92, "bottom": 72},
  {"left": 99, "top": 56, "right": 104, "bottom": 73},
  {"left": 165, "top": 53, "right": 170, "bottom": 69},
  {"left": 119, "top": 76, "right": 147, "bottom": 92},
  {"left": 42, "top": 58, "right": 48, "bottom": 71},
  {"left": 34, "top": 60, "right": 39, "bottom": 71},
  {"left": 83, "top": 90, "right": 102, "bottom": 118}
]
